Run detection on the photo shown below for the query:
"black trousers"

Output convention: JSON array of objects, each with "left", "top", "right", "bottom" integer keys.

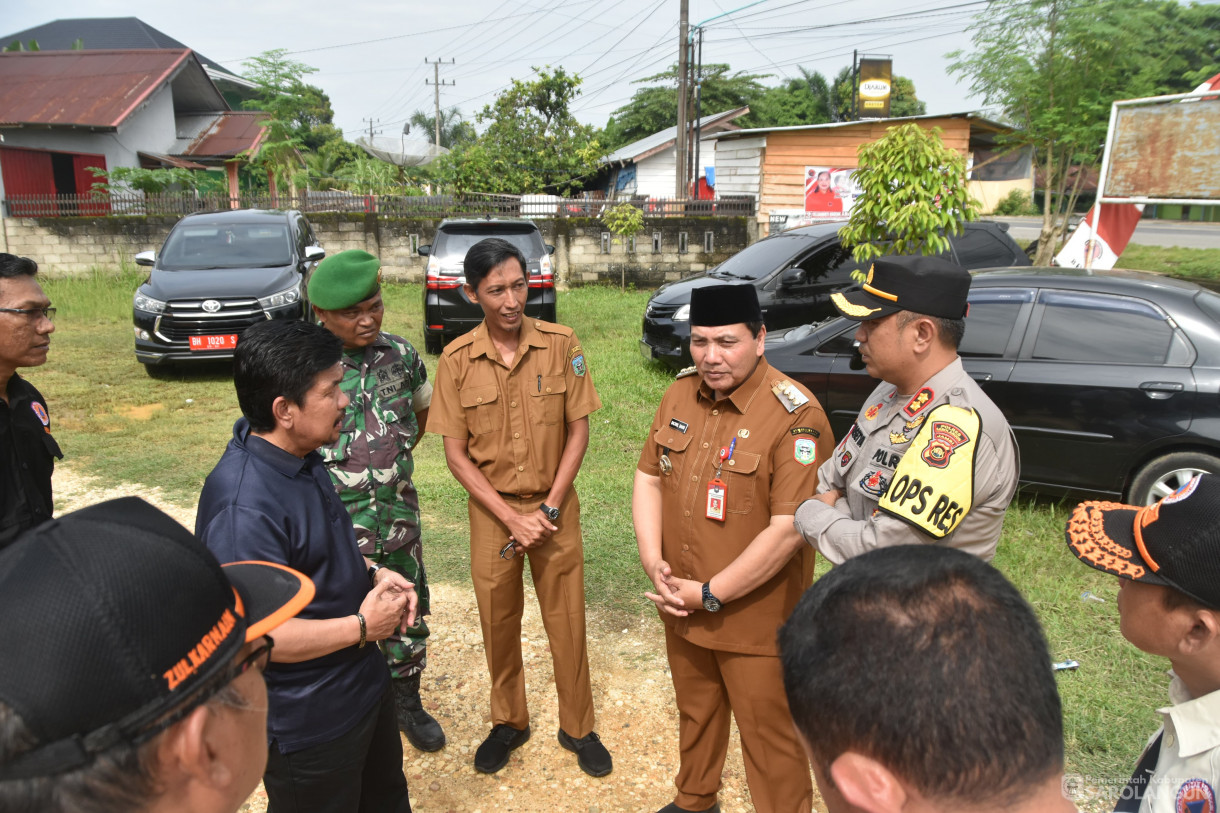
[{"left": 264, "top": 684, "right": 412, "bottom": 813}]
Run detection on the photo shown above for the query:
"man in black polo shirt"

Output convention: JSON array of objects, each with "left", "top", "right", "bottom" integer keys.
[
  {"left": 197, "top": 319, "right": 419, "bottom": 812},
  {"left": 0, "top": 253, "right": 60, "bottom": 550}
]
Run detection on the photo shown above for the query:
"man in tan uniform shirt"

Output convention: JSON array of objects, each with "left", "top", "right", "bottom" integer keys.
[
  {"left": 427, "top": 237, "right": 612, "bottom": 779},
  {"left": 634, "top": 284, "right": 833, "bottom": 813}
]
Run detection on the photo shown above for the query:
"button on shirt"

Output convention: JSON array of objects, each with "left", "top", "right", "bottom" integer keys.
[
  {"left": 0, "top": 374, "right": 61, "bottom": 550},
  {"left": 196, "top": 419, "right": 386, "bottom": 753},
  {"left": 1138, "top": 673, "right": 1220, "bottom": 813},
  {"left": 427, "top": 319, "right": 601, "bottom": 495},
  {"left": 637, "top": 360, "right": 833, "bottom": 655}
]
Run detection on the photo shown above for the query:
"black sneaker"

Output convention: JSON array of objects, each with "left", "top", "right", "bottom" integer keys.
[
  {"left": 558, "top": 729, "right": 613, "bottom": 777},
  {"left": 473, "top": 724, "right": 530, "bottom": 774}
]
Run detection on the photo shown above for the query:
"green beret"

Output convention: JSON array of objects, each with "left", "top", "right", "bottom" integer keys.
[{"left": 308, "top": 250, "right": 382, "bottom": 310}]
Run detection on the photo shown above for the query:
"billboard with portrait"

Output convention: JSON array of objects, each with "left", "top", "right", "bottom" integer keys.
[{"left": 804, "top": 167, "right": 863, "bottom": 218}]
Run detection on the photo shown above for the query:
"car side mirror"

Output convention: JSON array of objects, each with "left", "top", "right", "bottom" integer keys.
[
  {"left": 135, "top": 250, "right": 156, "bottom": 267},
  {"left": 419, "top": 244, "right": 432, "bottom": 257},
  {"left": 304, "top": 245, "right": 326, "bottom": 263},
  {"left": 781, "top": 267, "right": 806, "bottom": 286},
  {"left": 546, "top": 245, "right": 556, "bottom": 255}
]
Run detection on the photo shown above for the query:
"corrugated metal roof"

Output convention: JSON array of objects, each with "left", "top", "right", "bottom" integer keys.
[
  {"left": 604, "top": 106, "right": 751, "bottom": 164},
  {"left": 176, "top": 112, "right": 267, "bottom": 159},
  {"left": 703, "top": 111, "right": 1016, "bottom": 140},
  {"left": 0, "top": 49, "right": 192, "bottom": 129}
]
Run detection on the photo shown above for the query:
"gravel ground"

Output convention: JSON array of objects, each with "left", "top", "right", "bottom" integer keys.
[{"left": 53, "top": 465, "right": 820, "bottom": 813}]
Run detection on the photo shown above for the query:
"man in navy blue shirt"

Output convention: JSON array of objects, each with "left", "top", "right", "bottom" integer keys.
[{"left": 197, "top": 319, "right": 419, "bottom": 813}]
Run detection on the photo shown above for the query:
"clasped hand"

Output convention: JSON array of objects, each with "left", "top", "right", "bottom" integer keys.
[{"left": 360, "top": 571, "right": 418, "bottom": 639}]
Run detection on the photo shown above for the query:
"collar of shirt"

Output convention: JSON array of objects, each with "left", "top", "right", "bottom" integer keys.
[
  {"left": 467, "top": 319, "right": 549, "bottom": 366},
  {"left": 695, "top": 358, "right": 771, "bottom": 413},
  {"left": 881, "top": 356, "right": 967, "bottom": 418},
  {"left": 1161, "top": 671, "right": 1220, "bottom": 759},
  {"left": 341, "top": 333, "right": 392, "bottom": 367},
  {"left": 233, "top": 417, "right": 312, "bottom": 478},
  {"left": 4, "top": 373, "right": 35, "bottom": 407}
]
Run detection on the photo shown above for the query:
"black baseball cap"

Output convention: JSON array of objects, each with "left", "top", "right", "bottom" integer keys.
[
  {"left": 1065, "top": 474, "right": 1220, "bottom": 609},
  {"left": 831, "top": 255, "right": 971, "bottom": 322},
  {"left": 0, "top": 497, "right": 314, "bottom": 780},
  {"left": 690, "top": 283, "right": 764, "bottom": 326}
]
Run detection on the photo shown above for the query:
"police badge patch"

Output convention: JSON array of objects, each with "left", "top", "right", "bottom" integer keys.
[
  {"left": 859, "top": 470, "right": 889, "bottom": 498},
  {"left": 794, "top": 437, "right": 816, "bottom": 467}
]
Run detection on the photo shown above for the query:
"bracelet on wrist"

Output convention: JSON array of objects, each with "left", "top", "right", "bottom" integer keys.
[{"left": 356, "top": 612, "right": 367, "bottom": 648}]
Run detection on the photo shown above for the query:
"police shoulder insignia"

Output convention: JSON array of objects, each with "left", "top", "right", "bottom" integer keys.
[
  {"left": 864, "top": 402, "right": 884, "bottom": 421},
  {"left": 571, "top": 354, "right": 587, "bottom": 377},
  {"left": 676, "top": 365, "right": 698, "bottom": 379},
  {"left": 903, "top": 387, "right": 935, "bottom": 417},
  {"left": 877, "top": 405, "right": 981, "bottom": 539}
]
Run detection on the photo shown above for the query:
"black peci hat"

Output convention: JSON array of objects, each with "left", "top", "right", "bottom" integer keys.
[
  {"left": 0, "top": 497, "right": 314, "bottom": 780},
  {"left": 1065, "top": 474, "right": 1220, "bottom": 610},
  {"left": 831, "top": 255, "right": 971, "bottom": 322},
  {"left": 690, "top": 283, "right": 764, "bottom": 327}
]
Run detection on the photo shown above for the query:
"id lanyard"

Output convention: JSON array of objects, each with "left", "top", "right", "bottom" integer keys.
[{"left": 706, "top": 437, "right": 735, "bottom": 521}]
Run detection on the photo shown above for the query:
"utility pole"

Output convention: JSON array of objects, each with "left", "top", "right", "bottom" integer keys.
[
  {"left": 675, "top": 0, "right": 689, "bottom": 199},
  {"left": 362, "top": 117, "right": 381, "bottom": 141},
  {"left": 425, "top": 58, "right": 456, "bottom": 147}
]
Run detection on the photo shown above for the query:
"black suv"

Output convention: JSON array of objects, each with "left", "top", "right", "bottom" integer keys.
[
  {"left": 420, "top": 218, "right": 557, "bottom": 353},
  {"left": 132, "top": 209, "right": 324, "bottom": 374},
  {"left": 640, "top": 220, "right": 1029, "bottom": 369}
]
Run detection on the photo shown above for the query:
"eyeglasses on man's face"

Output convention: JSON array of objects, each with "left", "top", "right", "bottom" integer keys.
[{"left": 0, "top": 306, "right": 56, "bottom": 321}]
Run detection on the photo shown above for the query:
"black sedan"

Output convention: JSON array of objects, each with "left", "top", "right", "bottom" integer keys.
[{"left": 766, "top": 267, "right": 1220, "bottom": 505}]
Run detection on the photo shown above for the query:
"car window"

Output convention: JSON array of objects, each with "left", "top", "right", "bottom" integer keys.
[
  {"left": 811, "top": 323, "right": 859, "bottom": 356},
  {"left": 959, "top": 288, "right": 1033, "bottom": 358},
  {"left": 1032, "top": 290, "right": 1174, "bottom": 364},
  {"left": 1195, "top": 289, "right": 1220, "bottom": 324},
  {"left": 795, "top": 244, "right": 863, "bottom": 283},
  {"left": 159, "top": 223, "right": 293, "bottom": 270},
  {"left": 952, "top": 227, "right": 1014, "bottom": 268},
  {"left": 436, "top": 226, "right": 543, "bottom": 261},
  {"left": 712, "top": 235, "right": 812, "bottom": 281}
]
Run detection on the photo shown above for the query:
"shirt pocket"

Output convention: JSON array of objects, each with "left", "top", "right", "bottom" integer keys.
[
  {"left": 652, "top": 428, "right": 694, "bottom": 493},
  {"left": 528, "top": 374, "right": 567, "bottom": 426},
  {"left": 725, "top": 451, "right": 761, "bottom": 514},
  {"left": 459, "top": 384, "right": 503, "bottom": 435}
]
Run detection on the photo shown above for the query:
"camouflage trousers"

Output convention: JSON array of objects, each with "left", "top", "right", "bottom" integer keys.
[{"left": 373, "top": 538, "right": 431, "bottom": 679}]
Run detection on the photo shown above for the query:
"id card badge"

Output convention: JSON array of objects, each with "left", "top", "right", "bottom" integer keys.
[{"left": 706, "top": 477, "right": 727, "bottom": 521}]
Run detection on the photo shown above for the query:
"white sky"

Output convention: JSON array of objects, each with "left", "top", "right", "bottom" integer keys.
[{"left": 2, "top": 0, "right": 995, "bottom": 138}]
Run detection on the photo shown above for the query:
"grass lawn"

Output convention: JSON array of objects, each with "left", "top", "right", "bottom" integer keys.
[{"left": 35, "top": 268, "right": 1173, "bottom": 805}]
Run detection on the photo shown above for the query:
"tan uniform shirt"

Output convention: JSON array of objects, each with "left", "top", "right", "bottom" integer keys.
[
  {"left": 427, "top": 319, "right": 601, "bottom": 495},
  {"left": 638, "top": 360, "right": 833, "bottom": 656},
  {"left": 794, "top": 358, "right": 1018, "bottom": 563}
]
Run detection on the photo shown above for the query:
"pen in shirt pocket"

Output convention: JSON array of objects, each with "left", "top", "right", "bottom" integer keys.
[{"left": 537, "top": 374, "right": 541, "bottom": 392}]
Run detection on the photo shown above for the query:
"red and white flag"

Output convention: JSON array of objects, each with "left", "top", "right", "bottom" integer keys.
[{"left": 1054, "top": 203, "right": 1144, "bottom": 270}]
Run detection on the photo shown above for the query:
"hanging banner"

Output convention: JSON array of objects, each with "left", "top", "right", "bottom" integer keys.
[
  {"left": 1054, "top": 203, "right": 1144, "bottom": 270},
  {"left": 804, "top": 167, "right": 864, "bottom": 218},
  {"left": 858, "top": 59, "right": 893, "bottom": 119}
]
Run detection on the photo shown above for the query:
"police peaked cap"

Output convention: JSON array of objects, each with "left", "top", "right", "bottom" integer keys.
[{"left": 831, "top": 255, "right": 971, "bottom": 322}]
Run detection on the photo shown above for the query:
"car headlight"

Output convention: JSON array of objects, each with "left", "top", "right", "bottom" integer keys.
[
  {"left": 673, "top": 304, "right": 690, "bottom": 321},
  {"left": 259, "top": 285, "right": 301, "bottom": 310},
  {"left": 134, "top": 292, "right": 166, "bottom": 313}
]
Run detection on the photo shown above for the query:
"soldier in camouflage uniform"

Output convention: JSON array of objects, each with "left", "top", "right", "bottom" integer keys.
[{"left": 309, "top": 249, "right": 446, "bottom": 752}]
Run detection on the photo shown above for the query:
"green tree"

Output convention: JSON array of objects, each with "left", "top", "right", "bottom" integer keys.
[
  {"left": 838, "top": 123, "right": 980, "bottom": 268},
  {"left": 335, "top": 157, "right": 400, "bottom": 195},
  {"left": 606, "top": 63, "right": 769, "bottom": 148},
  {"left": 949, "top": 0, "right": 1195, "bottom": 264},
  {"left": 409, "top": 107, "right": 477, "bottom": 149},
  {"left": 747, "top": 68, "right": 834, "bottom": 127},
  {"left": 240, "top": 49, "right": 332, "bottom": 198},
  {"left": 87, "top": 165, "right": 225, "bottom": 196},
  {"left": 433, "top": 67, "right": 601, "bottom": 195}
]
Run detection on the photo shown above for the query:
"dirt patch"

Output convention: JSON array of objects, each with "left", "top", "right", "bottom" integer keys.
[
  {"left": 53, "top": 465, "right": 821, "bottom": 813},
  {"left": 117, "top": 403, "right": 166, "bottom": 421}
]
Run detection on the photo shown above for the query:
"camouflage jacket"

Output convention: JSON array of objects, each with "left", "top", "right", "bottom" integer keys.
[{"left": 319, "top": 333, "right": 431, "bottom": 555}]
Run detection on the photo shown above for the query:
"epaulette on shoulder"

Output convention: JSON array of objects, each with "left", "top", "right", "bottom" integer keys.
[
  {"left": 534, "top": 320, "right": 573, "bottom": 336},
  {"left": 676, "top": 365, "right": 698, "bottom": 379},
  {"left": 442, "top": 332, "right": 476, "bottom": 356}
]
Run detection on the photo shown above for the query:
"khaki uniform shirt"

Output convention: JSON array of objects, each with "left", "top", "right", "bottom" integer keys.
[
  {"left": 1137, "top": 673, "right": 1220, "bottom": 813},
  {"left": 638, "top": 360, "right": 833, "bottom": 656},
  {"left": 794, "top": 358, "right": 1018, "bottom": 563},
  {"left": 427, "top": 319, "right": 601, "bottom": 494}
]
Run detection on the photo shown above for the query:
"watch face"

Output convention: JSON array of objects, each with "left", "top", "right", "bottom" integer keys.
[{"left": 703, "top": 595, "right": 722, "bottom": 612}]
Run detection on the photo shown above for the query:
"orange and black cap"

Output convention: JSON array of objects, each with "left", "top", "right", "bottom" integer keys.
[
  {"left": 1064, "top": 474, "right": 1220, "bottom": 610},
  {"left": 831, "top": 255, "right": 971, "bottom": 322},
  {"left": 0, "top": 497, "right": 313, "bottom": 781}
]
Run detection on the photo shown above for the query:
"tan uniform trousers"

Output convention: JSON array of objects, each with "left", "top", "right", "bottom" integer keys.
[
  {"left": 665, "top": 626, "right": 813, "bottom": 813},
  {"left": 468, "top": 487, "right": 595, "bottom": 738}
]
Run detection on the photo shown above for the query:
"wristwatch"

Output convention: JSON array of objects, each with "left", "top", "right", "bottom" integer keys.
[
  {"left": 368, "top": 563, "right": 385, "bottom": 584},
  {"left": 540, "top": 503, "right": 560, "bottom": 521},
  {"left": 702, "top": 582, "right": 723, "bottom": 612}
]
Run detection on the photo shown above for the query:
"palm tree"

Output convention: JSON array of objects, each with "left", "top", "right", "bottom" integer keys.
[{"left": 409, "top": 107, "right": 476, "bottom": 149}]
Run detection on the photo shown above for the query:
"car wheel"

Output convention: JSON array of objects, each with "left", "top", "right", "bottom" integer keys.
[
  {"left": 1127, "top": 452, "right": 1220, "bottom": 505},
  {"left": 424, "top": 332, "right": 443, "bottom": 355},
  {"left": 143, "top": 362, "right": 175, "bottom": 379}
]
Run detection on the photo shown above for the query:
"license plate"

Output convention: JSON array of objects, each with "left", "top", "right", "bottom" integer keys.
[{"left": 189, "top": 334, "right": 238, "bottom": 351}]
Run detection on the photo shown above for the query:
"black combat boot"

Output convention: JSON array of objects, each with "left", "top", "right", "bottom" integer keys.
[{"left": 393, "top": 673, "right": 446, "bottom": 752}]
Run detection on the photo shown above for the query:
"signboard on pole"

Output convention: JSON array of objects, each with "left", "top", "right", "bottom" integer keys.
[{"left": 858, "top": 59, "right": 892, "bottom": 119}]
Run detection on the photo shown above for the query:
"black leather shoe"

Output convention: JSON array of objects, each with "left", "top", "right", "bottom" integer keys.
[
  {"left": 558, "top": 729, "right": 613, "bottom": 777},
  {"left": 473, "top": 724, "right": 530, "bottom": 773},
  {"left": 656, "top": 803, "right": 721, "bottom": 813},
  {"left": 393, "top": 675, "right": 446, "bottom": 752}
]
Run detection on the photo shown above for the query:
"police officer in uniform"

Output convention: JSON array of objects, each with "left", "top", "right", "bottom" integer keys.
[
  {"left": 0, "top": 253, "right": 60, "bottom": 550},
  {"left": 794, "top": 255, "right": 1018, "bottom": 563},
  {"left": 427, "top": 237, "right": 613, "bottom": 778},
  {"left": 309, "top": 249, "right": 445, "bottom": 752},
  {"left": 634, "top": 283, "right": 833, "bottom": 813}
]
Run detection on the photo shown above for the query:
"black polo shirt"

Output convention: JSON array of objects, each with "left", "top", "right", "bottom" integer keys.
[{"left": 0, "top": 374, "right": 61, "bottom": 550}]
